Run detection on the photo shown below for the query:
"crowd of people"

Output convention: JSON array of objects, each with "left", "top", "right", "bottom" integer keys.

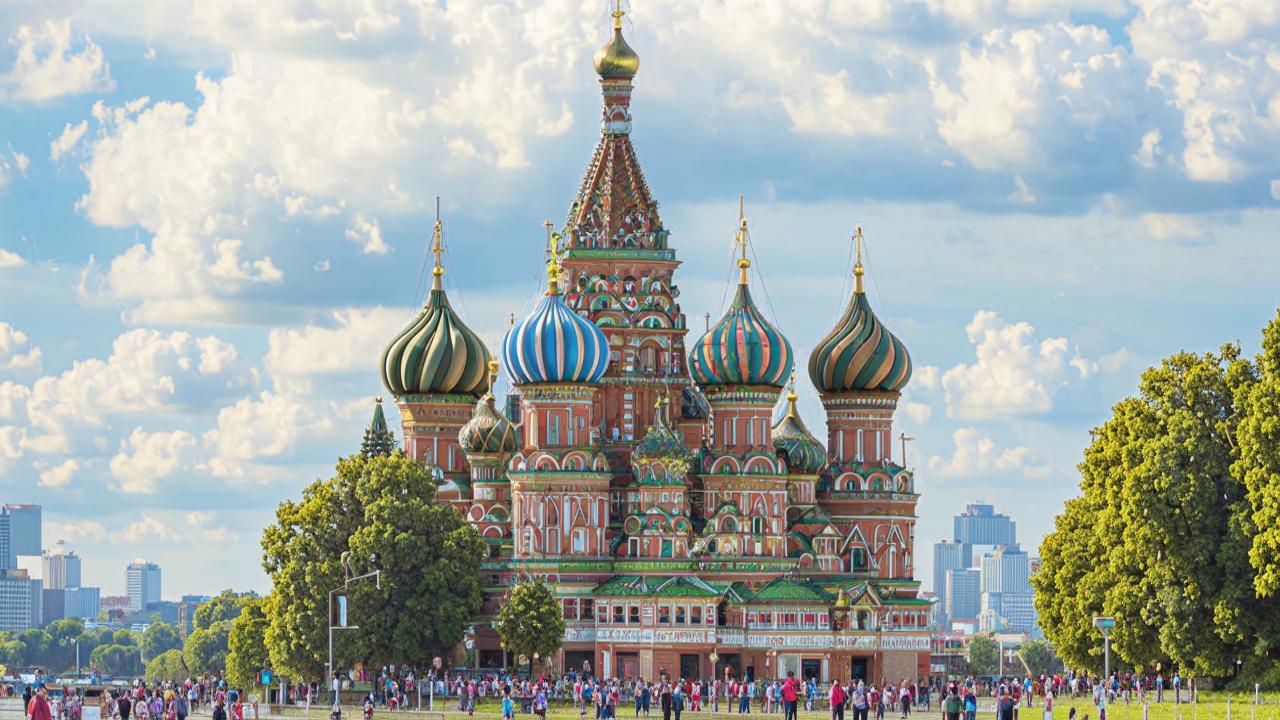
[{"left": 19, "top": 666, "right": 1196, "bottom": 720}]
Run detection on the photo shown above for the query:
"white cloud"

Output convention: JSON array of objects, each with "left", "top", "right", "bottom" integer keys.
[
  {"left": 0, "top": 20, "right": 115, "bottom": 103},
  {"left": 21, "top": 328, "right": 245, "bottom": 455},
  {"left": 37, "top": 458, "right": 79, "bottom": 488},
  {"left": 927, "top": 427, "right": 1048, "bottom": 478},
  {"left": 927, "top": 23, "right": 1139, "bottom": 174},
  {"left": 203, "top": 390, "right": 331, "bottom": 478},
  {"left": 0, "top": 249, "right": 22, "bottom": 268},
  {"left": 345, "top": 215, "right": 390, "bottom": 255},
  {"left": 0, "top": 322, "right": 42, "bottom": 373},
  {"left": 12, "top": 151, "right": 29, "bottom": 174},
  {"left": 45, "top": 519, "right": 107, "bottom": 544},
  {"left": 901, "top": 401, "right": 933, "bottom": 425},
  {"left": 50, "top": 119, "right": 88, "bottom": 160},
  {"left": 109, "top": 428, "right": 197, "bottom": 493},
  {"left": 265, "top": 306, "right": 406, "bottom": 390},
  {"left": 940, "top": 310, "right": 1094, "bottom": 420},
  {"left": 313, "top": 258, "right": 331, "bottom": 272},
  {"left": 1134, "top": 129, "right": 1162, "bottom": 168},
  {"left": 1271, "top": 179, "right": 1280, "bottom": 201},
  {"left": 1141, "top": 212, "right": 1210, "bottom": 242}
]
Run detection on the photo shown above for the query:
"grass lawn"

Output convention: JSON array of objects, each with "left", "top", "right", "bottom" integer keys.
[{"left": 250, "top": 693, "right": 1280, "bottom": 720}]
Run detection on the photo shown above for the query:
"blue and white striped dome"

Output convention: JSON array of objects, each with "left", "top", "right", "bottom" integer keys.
[{"left": 502, "top": 292, "right": 610, "bottom": 385}]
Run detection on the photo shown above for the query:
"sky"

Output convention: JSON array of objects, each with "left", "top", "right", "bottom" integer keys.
[{"left": 1, "top": 0, "right": 1278, "bottom": 599}]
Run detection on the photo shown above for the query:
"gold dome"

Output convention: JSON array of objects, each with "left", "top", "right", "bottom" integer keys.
[{"left": 593, "top": 23, "right": 639, "bottom": 79}]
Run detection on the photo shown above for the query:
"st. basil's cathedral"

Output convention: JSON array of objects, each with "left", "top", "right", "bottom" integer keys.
[{"left": 377, "top": 9, "right": 931, "bottom": 685}]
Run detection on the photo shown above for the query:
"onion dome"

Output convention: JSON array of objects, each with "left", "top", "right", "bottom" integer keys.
[
  {"left": 459, "top": 361, "right": 518, "bottom": 455},
  {"left": 633, "top": 396, "right": 690, "bottom": 463},
  {"left": 381, "top": 215, "right": 491, "bottom": 397},
  {"left": 688, "top": 201, "right": 793, "bottom": 388},
  {"left": 772, "top": 379, "right": 826, "bottom": 474},
  {"left": 808, "top": 227, "right": 911, "bottom": 394},
  {"left": 502, "top": 228, "right": 610, "bottom": 385},
  {"left": 593, "top": 6, "right": 640, "bottom": 79}
]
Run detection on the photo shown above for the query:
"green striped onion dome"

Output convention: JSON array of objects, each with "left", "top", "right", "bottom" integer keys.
[
  {"left": 458, "top": 393, "right": 517, "bottom": 455},
  {"left": 772, "top": 391, "right": 826, "bottom": 474},
  {"left": 381, "top": 288, "right": 491, "bottom": 397},
  {"left": 689, "top": 284, "right": 793, "bottom": 388},
  {"left": 808, "top": 290, "right": 911, "bottom": 394}
]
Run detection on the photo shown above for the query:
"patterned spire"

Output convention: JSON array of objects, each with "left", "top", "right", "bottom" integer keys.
[
  {"left": 360, "top": 397, "right": 397, "bottom": 458},
  {"left": 563, "top": 9, "right": 667, "bottom": 253}
]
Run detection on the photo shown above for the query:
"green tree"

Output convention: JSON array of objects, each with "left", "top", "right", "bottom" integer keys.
[
  {"left": 145, "top": 649, "right": 187, "bottom": 681},
  {"left": 90, "top": 644, "right": 142, "bottom": 677},
  {"left": 1035, "top": 341, "right": 1280, "bottom": 678},
  {"left": 46, "top": 618, "right": 84, "bottom": 643},
  {"left": 142, "top": 622, "right": 182, "bottom": 660},
  {"left": 262, "top": 452, "right": 484, "bottom": 680},
  {"left": 184, "top": 624, "right": 230, "bottom": 674},
  {"left": 227, "top": 595, "right": 269, "bottom": 689},
  {"left": 0, "top": 637, "right": 26, "bottom": 667},
  {"left": 112, "top": 628, "right": 138, "bottom": 647},
  {"left": 194, "top": 589, "right": 256, "bottom": 632},
  {"left": 966, "top": 634, "right": 999, "bottom": 676},
  {"left": 1236, "top": 310, "right": 1280, "bottom": 596},
  {"left": 17, "top": 628, "right": 50, "bottom": 666},
  {"left": 494, "top": 578, "right": 564, "bottom": 671},
  {"left": 1018, "top": 640, "right": 1060, "bottom": 675}
]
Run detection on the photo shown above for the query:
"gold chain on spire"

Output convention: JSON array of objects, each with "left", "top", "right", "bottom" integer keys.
[
  {"left": 544, "top": 220, "right": 562, "bottom": 294},
  {"left": 736, "top": 194, "right": 751, "bottom": 285},
  {"left": 431, "top": 197, "right": 445, "bottom": 290},
  {"left": 853, "top": 225, "right": 865, "bottom": 295},
  {"left": 612, "top": 0, "right": 624, "bottom": 29}
]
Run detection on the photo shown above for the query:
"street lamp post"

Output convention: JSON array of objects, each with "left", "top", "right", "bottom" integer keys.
[
  {"left": 72, "top": 638, "right": 80, "bottom": 679},
  {"left": 327, "top": 561, "right": 382, "bottom": 708}
]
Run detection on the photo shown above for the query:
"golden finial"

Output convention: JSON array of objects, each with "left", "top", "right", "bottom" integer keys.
[
  {"left": 431, "top": 197, "right": 444, "bottom": 290},
  {"left": 612, "top": 0, "right": 624, "bottom": 29},
  {"left": 853, "top": 225, "right": 865, "bottom": 295},
  {"left": 785, "top": 371, "right": 798, "bottom": 417},
  {"left": 543, "top": 220, "right": 562, "bottom": 294},
  {"left": 736, "top": 194, "right": 751, "bottom": 285},
  {"left": 376, "top": 396, "right": 383, "bottom": 404},
  {"left": 486, "top": 359, "right": 500, "bottom": 398}
]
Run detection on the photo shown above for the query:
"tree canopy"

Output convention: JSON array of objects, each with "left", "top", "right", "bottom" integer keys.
[
  {"left": 227, "top": 595, "right": 269, "bottom": 689},
  {"left": 494, "top": 578, "right": 564, "bottom": 671},
  {"left": 1034, "top": 310, "right": 1280, "bottom": 679},
  {"left": 261, "top": 451, "right": 485, "bottom": 680},
  {"left": 145, "top": 649, "right": 187, "bottom": 682},
  {"left": 141, "top": 623, "right": 182, "bottom": 660},
  {"left": 965, "top": 634, "right": 999, "bottom": 676}
]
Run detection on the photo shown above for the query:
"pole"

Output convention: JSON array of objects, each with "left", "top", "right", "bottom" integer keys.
[
  {"left": 75, "top": 640, "right": 80, "bottom": 679},
  {"left": 328, "top": 587, "right": 335, "bottom": 707},
  {"left": 1103, "top": 636, "right": 1110, "bottom": 684}
]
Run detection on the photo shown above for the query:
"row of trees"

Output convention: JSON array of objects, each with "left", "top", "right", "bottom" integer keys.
[
  {"left": 963, "top": 636, "right": 1061, "bottom": 677},
  {"left": 1034, "top": 310, "right": 1280, "bottom": 680}
]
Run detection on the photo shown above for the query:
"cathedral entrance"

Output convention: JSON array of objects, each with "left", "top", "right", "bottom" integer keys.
[
  {"left": 851, "top": 657, "right": 869, "bottom": 682},
  {"left": 680, "top": 654, "right": 699, "bottom": 680},
  {"left": 802, "top": 659, "right": 822, "bottom": 681},
  {"left": 616, "top": 652, "right": 639, "bottom": 681}
]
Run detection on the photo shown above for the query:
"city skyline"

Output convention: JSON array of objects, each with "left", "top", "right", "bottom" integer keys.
[{"left": 3, "top": 1, "right": 1280, "bottom": 598}]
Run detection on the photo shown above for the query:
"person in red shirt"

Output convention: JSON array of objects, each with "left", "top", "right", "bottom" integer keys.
[
  {"left": 782, "top": 672, "right": 800, "bottom": 720},
  {"left": 29, "top": 687, "right": 54, "bottom": 720}
]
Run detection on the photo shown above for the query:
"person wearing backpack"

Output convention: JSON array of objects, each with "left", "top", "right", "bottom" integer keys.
[{"left": 943, "top": 690, "right": 962, "bottom": 720}]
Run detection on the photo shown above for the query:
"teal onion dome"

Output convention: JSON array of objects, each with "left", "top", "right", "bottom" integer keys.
[
  {"left": 381, "top": 287, "right": 491, "bottom": 397},
  {"left": 459, "top": 393, "right": 517, "bottom": 456},
  {"left": 808, "top": 290, "right": 911, "bottom": 394},
  {"left": 503, "top": 291, "right": 609, "bottom": 385},
  {"left": 689, "top": 284, "right": 793, "bottom": 388},
  {"left": 633, "top": 397, "right": 690, "bottom": 463},
  {"left": 772, "top": 390, "right": 826, "bottom": 474}
]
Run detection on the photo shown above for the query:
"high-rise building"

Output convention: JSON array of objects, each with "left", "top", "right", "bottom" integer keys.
[
  {"left": 43, "top": 545, "right": 82, "bottom": 590},
  {"left": 980, "top": 544, "right": 1031, "bottom": 594},
  {"left": 945, "top": 568, "right": 981, "bottom": 623},
  {"left": 954, "top": 503, "right": 1016, "bottom": 555},
  {"left": 64, "top": 586, "right": 101, "bottom": 619},
  {"left": 4, "top": 504, "right": 41, "bottom": 556},
  {"left": 932, "top": 541, "right": 967, "bottom": 629},
  {"left": 0, "top": 513, "right": 11, "bottom": 570},
  {"left": 42, "top": 588, "right": 66, "bottom": 624},
  {"left": 0, "top": 568, "right": 41, "bottom": 631},
  {"left": 979, "top": 591, "right": 1037, "bottom": 633},
  {"left": 126, "top": 561, "right": 161, "bottom": 611}
]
